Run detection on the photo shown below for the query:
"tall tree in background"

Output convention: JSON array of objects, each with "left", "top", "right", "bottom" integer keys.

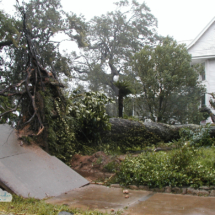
[
  {"left": 132, "top": 37, "right": 206, "bottom": 124},
  {"left": 114, "top": 80, "right": 132, "bottom": 117},
  {"left": 73, "top": 0, "right": 158, "bottom": 95}
]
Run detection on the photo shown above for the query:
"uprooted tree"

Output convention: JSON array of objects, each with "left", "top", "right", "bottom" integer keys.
[
  {"left": 0, "top": 4, "right": 66, "bottom": 147},
  {"left": 0, "top": 1, "right": 91, "bottom": 162},
  {"left": 0, "top": 1, "right": 115, "bottom": 162}
]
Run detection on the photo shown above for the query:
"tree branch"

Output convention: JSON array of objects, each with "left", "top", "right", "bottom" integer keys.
[
  {"left": 0, "top": 80, "right": 26, "bottom": 95},
  {"left": 0, "top": 40, "right": 13, "bottom": 48}
]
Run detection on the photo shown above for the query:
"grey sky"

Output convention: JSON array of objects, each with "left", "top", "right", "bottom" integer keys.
[
  {"left": 61, "top": 0, "right": 215, "bottom": 42},
  {"left": 1, "top": 0, "right": 215, "bottom": 42}
]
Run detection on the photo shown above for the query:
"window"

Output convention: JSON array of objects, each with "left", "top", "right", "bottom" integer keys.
[{"left": 201, "top": 94, "right": 206, "bottom": 107}]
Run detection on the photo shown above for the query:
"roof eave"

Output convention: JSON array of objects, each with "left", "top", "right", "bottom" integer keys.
[{"left": 187, "top": 17, "right": 215, "bottom": 50}]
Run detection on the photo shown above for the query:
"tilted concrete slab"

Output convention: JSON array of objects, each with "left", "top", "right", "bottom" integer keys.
[{"left": 0, "top": 124, "right": 89, "bottom": 199}]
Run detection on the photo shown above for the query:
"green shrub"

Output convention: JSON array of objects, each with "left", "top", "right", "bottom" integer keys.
[
  {"left": 39, "top": 90, "right": 76, "bottom": 163},
  {"left": 102, "top": 126, "right": 161, "bottom": 153},
  {"left": 116, "top": 146, "right": 215, "bottom": 188},
  {"left": 179, "top": 124, "right": 214, "bottom": 147},
  {"left": 104, "top": 160, "right": 118, "bottom": 173},
  {"left": 38, "top": 90, "right": 114, "bottom": 162},
  {"left": 68, "top": 91, "right": 114, "bottom": 152}
]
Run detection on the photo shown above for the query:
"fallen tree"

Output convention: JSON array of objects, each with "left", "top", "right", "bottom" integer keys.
[{"left": 101, "top": 118, "right": 215, "bottom": 149}]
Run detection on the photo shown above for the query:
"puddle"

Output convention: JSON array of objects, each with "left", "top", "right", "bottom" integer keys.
[
  {"left": 127, "top": 193, "right": 215, "bottom": 215},
  {"left": 46, "top": 185, "right": 215, "bottom": 215},
  {"left": 46, "top": 184, "right": 152, "bottom": 212}
]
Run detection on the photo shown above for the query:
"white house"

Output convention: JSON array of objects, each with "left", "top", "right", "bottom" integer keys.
[{"left": 185, "top": 17, "right": 215, "bottom": 123}]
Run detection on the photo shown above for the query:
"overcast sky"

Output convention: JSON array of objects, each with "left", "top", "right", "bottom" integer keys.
[{"left": 1, "top": 0, "right": 215, "bottom": 42}]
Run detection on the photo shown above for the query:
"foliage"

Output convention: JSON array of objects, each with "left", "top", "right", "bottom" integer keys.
[
  {"left": 132, "top": 36, "right": 206, "bottom": 123},
  {"left": 102, "top": 126, "right": 161, "bottom": 153},
  {"left": 0, "top": 96, "right": 18, "bottom": 125},
  {"left": 0, "top": 9, "right": 21, "bottom": 48},
  {"left": 0, "top": 194, "right": 117, "bottom": 215},
  {"left": 74, "top": 0, "right": 158, "bottom": 96},
  {"left": 104, "top": 160, "right": 118, "bottom": 173},
  {"left": 178, "top": 124, "right": 214, "bottom": 147},
  {"left": 209, "top": 92, "right": 215, "bottom": 109},
  {"left": 116, "top": 146, "right": 215, "bottom": 188},
  {"left": 37, "top": 90, "right": 76, "bottom": 163},
  {"left": 114, "top": 81, "right": 132, "bottom": 97},
  {"left": 0, "top": 0, "right": 87, "bottom": 125},
  {"left": 38, "top": 90, "right": 114, "bottom": 161},
  {"left": 69, "top": 91, "right": 114, "bottom": 151}
]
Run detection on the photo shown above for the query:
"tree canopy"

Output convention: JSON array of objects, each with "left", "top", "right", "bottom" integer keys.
[
  {"left": 132, "top": 37, "right": 206, "bottom": 124},
  {"left": 73, "top": 0, "right": 158, "bottom": 95}
]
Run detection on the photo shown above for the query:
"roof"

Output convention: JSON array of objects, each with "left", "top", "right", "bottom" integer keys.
[{"left": 187, "top": 17, "right": 215, "bottom": 50}]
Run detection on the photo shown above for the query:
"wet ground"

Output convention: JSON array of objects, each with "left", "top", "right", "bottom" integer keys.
[{"left": 46, "top": 184, "right": 215, "bottom": 215}]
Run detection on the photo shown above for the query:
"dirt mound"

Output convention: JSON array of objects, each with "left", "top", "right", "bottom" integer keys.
[{"left": 70, "top": 151, "right": 122, "bottom": 182}]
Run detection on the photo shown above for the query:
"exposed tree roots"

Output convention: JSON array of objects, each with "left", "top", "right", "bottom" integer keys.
[{"left": 0, "top": 6, "right": 65, "bottom": 142}]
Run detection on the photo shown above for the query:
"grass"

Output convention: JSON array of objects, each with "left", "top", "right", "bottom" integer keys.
[{"left": 0, "top": 195, "right": 122, "bottom": 215}]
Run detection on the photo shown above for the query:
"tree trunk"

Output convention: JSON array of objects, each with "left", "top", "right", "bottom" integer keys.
[
  {"left": 102, "top": 118, "right": 215, "bottom": 146},
  {"left": 118, "top": 94, "right": 123, "bottom": 118}
]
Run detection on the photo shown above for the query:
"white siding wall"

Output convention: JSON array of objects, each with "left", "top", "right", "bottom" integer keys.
[
  {"left": 188, "top": 20, "right": 215, "bottom": 123},
  {"left": 188, "top": 22, "right": 215, "bottom": 58}
]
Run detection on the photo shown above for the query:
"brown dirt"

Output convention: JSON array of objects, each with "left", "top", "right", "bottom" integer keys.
[{"left": 70, "top": 151, "right": 125, "bottom": 182}]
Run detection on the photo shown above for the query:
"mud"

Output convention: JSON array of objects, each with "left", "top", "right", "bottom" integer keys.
[{"left": 70, "top": 151, "right": 121, "bottom": 182}]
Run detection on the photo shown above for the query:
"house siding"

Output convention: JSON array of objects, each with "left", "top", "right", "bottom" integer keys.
[
  {"left": 188, "top": 21, "right": 215, "bottom": 58},
  {"left": 187, "top": 18, "right": 215, "bottom": 123}
]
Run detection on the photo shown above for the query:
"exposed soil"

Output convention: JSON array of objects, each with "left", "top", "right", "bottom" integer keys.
[{"left": 70, "top": 151, "right": 126, "bottom": 182}]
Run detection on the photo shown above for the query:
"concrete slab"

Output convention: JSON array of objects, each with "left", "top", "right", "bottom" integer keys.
[
  {"left": 0, "top": 124, "right": 26, "bottom": 159},
  {"left": 126, "top": 192, "right": 215, "bottom": 215},
  {"left": 46, "top": 184, "right": 215, "bottom": 215},
  {"left": 0, "top": 124, "right": 89, "bottom": 199}
]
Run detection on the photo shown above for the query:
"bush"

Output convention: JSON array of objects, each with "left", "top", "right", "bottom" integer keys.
[
  {"left": 39, "top": 90, "right": 114, "bottom": 162},
  {"left": 68, "top": 91, "right": 114, "bottom": 151},
  {"left": 116, "top": 146, "right": 215, "bottom": 188},
  {"left": 179, "top": 124, "right": 214, "bottom": 147},
  {"left": 102, "top": 126, "right": 161, "bottom": 153}
]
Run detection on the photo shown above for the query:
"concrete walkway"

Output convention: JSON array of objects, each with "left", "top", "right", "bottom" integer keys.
[{"left": 46, "top": 184, "right": 215, "bottom": 215}]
